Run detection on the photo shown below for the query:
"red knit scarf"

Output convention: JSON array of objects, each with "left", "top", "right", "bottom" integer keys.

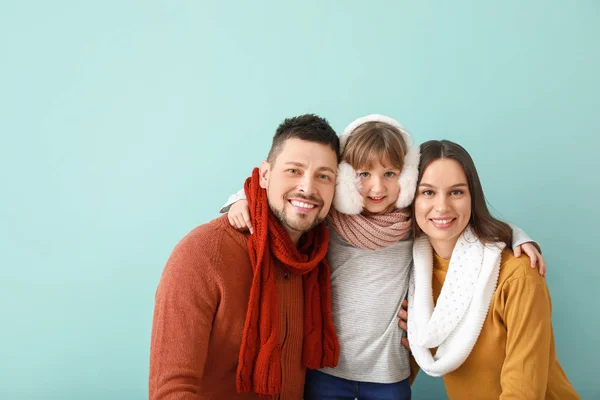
[{"left": 236, "top": 168, "right": 340, "bottom": 397}]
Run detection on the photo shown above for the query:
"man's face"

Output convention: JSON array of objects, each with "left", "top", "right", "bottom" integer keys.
[{"left": 260, "top": 138, "right": 338, "bottom": 243}]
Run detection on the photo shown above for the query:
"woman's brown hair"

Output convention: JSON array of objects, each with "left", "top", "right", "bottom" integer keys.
[
  {"left": 412, "top": 140, "right": 512, "bottom": 247},
  {"left": 342, "top": 122, "right": 408, "bottom": 170}
]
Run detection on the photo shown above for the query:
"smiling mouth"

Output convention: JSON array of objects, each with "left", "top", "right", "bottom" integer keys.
[
  {"left": 289, "top": 199, "right": 317, "bottom": 209},
  {"left": 368, "top": 196, "right": 386, "bottom": 203},
  {"left": 430, "top": 218, "right": 456, "bottom": 228}
]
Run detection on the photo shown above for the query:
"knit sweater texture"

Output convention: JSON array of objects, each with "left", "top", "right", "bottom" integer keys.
[
  {"left": 149, "top": 215, "right": 305, "bottom": 400},
  {"left": 318, "top": 229, "right": 413, "bottom": 383}
]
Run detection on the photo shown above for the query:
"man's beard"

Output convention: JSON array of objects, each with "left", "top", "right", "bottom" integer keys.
[{"left": 268, "top": 194, "right": 325, "bottom": 234}]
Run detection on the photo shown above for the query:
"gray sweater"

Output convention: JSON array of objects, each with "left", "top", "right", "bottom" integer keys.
[{"left": 319, "top": 229, "right": 413, "bottom": 383}]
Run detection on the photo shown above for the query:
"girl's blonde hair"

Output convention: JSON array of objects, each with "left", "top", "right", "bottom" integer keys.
[{"left": 342, "top": 121, "right": 408, "bottom": 170}]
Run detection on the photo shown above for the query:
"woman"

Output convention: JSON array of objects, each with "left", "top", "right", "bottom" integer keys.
[{"left": 408, "top": 140, "right": 579, "bottom": 399}]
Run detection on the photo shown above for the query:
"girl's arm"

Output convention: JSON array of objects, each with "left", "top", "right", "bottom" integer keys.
[
  {"left": 219, "top": 188, "right": 252, "bottom": 233},
  {"left": 510, "top": 224, "right": 546, "bottom": 276},
  {"left": 219, "top": 188, "right": 245, "bottom": 213}
]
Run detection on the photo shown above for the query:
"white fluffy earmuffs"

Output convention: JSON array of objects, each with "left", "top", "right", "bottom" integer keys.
[{"left": 333, "top": 114, "right": 420, "bottom": 214}]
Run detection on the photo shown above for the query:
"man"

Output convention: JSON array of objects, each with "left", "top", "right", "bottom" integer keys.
[{"left": 149, "top": 114, "right": 341, "bottom": 399}]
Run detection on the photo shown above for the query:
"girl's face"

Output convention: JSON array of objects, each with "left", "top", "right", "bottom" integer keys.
[
  {"left": 356, "top": 159, "right": 402, "bottom": 214},
  {"left": 414, "top": 158, "right": 472, "bottom": 257}
]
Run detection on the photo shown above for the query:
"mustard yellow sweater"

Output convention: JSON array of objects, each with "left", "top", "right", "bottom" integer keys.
[{"left": 431, "top": 250, "right": 579, "bottom": 399}]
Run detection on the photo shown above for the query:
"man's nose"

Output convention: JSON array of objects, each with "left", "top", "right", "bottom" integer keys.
[{"left": 298, "top": 174, "right": 316, "bottom": 195}]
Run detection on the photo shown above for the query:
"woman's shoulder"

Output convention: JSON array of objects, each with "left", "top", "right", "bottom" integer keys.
[{"left": 497, "top": 248, "right": 545, "bottom": 286}]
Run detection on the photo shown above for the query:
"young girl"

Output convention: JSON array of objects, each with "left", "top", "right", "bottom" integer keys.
[
  {"left": 409, "top": 140, "right": 578, "bottom": 399},
  {"left": 223, "top": 115, "right": 543, "bottom": 400}
]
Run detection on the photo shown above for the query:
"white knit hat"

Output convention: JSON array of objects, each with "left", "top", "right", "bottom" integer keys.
[{"left": 333, "top": 114, "right": 420, "bottom": 214}]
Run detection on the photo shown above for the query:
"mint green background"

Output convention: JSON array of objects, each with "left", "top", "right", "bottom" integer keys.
[{"left": 1, "top": 1, "right": 598, "bottom": 399}]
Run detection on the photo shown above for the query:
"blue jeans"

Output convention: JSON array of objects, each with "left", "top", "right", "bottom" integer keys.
[{"left": 304, "top": 369, "right": 411, "bottom": 400}]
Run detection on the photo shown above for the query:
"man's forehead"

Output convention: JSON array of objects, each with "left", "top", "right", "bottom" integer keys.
[{"left": 274, "top": 139, "right": 338, "bottom": 170}]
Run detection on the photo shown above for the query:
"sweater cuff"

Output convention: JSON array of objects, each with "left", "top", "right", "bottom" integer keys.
[{"left": 219, "top": 188, "right": 246, "bottom": 214}]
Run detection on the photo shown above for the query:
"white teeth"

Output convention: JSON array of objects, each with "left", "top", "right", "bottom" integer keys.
[
  {"left": 290, "top": 200, "right": 315, "bottom": 209},
  {"left": 432, "top": 219, "right": 453, "bottom": 224},
  {"left": 370, "top": 196, "right": 384, "bottom": 200}
]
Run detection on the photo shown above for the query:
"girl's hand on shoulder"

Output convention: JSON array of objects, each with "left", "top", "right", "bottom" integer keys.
[
  {"left": 514, "top": 242, "right": 546, "bottom": 277},
  {"left": 227, "top": 200, "right": 253, "bottom": 234}
]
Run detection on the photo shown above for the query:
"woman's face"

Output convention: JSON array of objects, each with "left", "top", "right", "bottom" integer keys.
[{"left": 414, "top": 158, "right": 472, "bottom": 256}]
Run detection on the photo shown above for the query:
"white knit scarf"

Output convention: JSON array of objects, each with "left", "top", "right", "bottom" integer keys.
[{"left": 407, "top": 226, "right": 505, "bottom": 377}]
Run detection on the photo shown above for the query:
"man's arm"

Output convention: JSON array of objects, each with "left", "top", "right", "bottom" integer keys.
[{"left": 149, "top": 234, "right": 219, "bottom": 399}]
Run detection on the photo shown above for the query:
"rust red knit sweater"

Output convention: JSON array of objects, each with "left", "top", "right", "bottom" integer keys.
[{"left": 150, "top": 216, "right": 307, "bottom": 399}]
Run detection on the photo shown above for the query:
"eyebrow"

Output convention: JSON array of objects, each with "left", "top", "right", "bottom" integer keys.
[
  {"left": 283, "top": 161, "right": 336, "bottom": 175},
  {"left": 418, "top": 182, "right": 468, "bottom": 188}
]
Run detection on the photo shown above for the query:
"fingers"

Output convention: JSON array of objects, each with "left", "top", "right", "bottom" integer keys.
[
  {"left": 397, "top": 299, "right": 408, "bottom": 331},
  {"left": 538, "top": 254, "right": 547, "bottom": 277},
  {"left": 397, "top": 308, "right": 407, "bottom": 322},
  {"left": 529, "top": 253, "right": 537, "bottom": 269},
  {"left": 401, "top": 337, "right": 410, "bottom": 350},
  {"left": 513, "top": 245, "right": 522, "bottom": 258},
  {"left": 227, "top": 213, "right": 236, "bottom": 227},
  {"left": 398, "top": 318, "right": 407, "bottom": 331},
  {"left": 229, "top": 214, "right": 250, "bottom": 232},
  {"left": 242, "top": 209, "right": 254, "bottom": 234},
  {"left": 519, "top": 243, "right": 547, "bottom": 277}
]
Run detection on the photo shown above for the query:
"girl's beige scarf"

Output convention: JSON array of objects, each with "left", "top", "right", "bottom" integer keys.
[{"left": 326, "top": 207, "right": 412, "bottom": 250}]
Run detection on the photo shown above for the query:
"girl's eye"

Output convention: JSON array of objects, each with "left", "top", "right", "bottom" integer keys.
[
  {"left": 358, "top": 172, "right": 370, "bottom": 178},
  {"left": 384, "top": 172, "right": 397, "bottom": 178},
  {"left": 450, "top": 189, "right": 464, "bottom": 196}
]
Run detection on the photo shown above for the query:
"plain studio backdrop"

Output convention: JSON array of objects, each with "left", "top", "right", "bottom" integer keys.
[{"left": 1, "top": 1, "right": 598, "bottom": 399}]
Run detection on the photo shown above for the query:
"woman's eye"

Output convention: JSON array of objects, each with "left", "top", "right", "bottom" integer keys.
[
  {"left": 422, "top": 190, "right": 434, "bottom": 196},
  {"left": 450, "top": 190, "right": 464, "bottom": 196},
  {"left": 358, "top": 172, "right": 370, "bottom": 178}
]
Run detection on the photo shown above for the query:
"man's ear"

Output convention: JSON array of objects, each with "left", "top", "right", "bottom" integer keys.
[{"left": 259, "top": 160, "right": 270, "bottom": 189}]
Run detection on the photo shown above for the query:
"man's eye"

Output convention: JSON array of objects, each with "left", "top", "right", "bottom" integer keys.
[
  {"left": 286, "top": 169, "right": 298, "bottom": 174},
  {"left": 358, "top": 172, "right": 370, "bottom": 178}
]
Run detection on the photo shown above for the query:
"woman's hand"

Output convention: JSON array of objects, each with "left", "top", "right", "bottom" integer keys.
[
  {"left": 514, "top": 242, "right": 546, "bottom": 277},
  {"left": 397, "top": 299, "right": 409, "bottom": 350},
  {"left": 227, "top": 200, "right": 253, "bottom": 234}
]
